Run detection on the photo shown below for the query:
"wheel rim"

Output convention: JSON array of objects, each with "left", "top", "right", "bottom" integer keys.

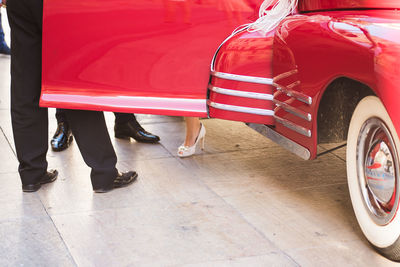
[{"left": 357, "top": 118, "right": 400, "bottom": 226}]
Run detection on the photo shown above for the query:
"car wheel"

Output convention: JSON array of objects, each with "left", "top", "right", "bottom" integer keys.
[{"left": 347, "top": 96, "right": 400, "bottom": 261}]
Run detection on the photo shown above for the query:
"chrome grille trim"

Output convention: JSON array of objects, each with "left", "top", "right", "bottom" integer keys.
[
  {"left": 273, "top": 69, "right": 298, "bottom": 82},
  {"left": 247, "top": 123, "right": 311, "bottom": 160},
  {"left": 276, "top": 81, "right": 313, "bottom": 105},
  {"left": 274, "top": 99, "right": 312, "bottom": 122},
  {"left": 208, "top": 101, "right": 274, "bottom": 116},
  {"left": 209, "top": 85, "right": 273, "bottom": 101},
  {"left": 211, "top": 71, "right": 274, "bottom": 85},
  {"left": 274, "top": 115, "right": 312, "bottom": 137}
]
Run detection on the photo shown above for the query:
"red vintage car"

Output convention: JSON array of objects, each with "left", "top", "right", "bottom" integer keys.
[{"left": 41, "top": 0, "right": 400, "bottom": 261}]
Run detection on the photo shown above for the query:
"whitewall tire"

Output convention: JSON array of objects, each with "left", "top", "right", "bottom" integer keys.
[{"left": 347, "top": 96, "right": 400, "bottom": 261}]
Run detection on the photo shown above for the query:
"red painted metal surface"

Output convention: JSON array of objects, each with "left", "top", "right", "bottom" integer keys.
[
  {"left": 41, "top": 1, "right": 400, "bottom": 162},
  {"left": 299, "top": 0, "right": 400, "bottom": 12},
  {"left": 41, "top": 0, "right": 262, "bottom": 117},
  {"left": 272, "top": 9, "right": 400, "bottom": 158},
  {"left": 208, "top": 30, "right": 275, "bottom": 124}
]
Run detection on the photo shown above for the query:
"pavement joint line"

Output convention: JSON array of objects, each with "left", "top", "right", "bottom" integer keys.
[
  {"left": 185, "top": 156, "right": 347, "bottom": 266},
  {"left": 318, "top": 144, "right": 347, "bottom": 162},
  {"left": 159, "top": 142, "right": 182, "bottom": 160},
  {"left": 39, "top": 194, "right": 79, "bottom": 267},
  {"left": 0, "top": 125, "right": 16, "bottom": 157},
  {"left": 330, "top": 151, "right": 346, "bottom": 162},
  {"left": 0, "top": 119, "right": 76, "bottom": 264},
  {"left": 43, "top": 201, "right": 163, "bottom": 217}
]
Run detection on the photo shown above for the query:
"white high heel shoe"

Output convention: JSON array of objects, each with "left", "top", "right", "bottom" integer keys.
[{"left": 177, "top": 123, "right": 206, "bottom": 158}]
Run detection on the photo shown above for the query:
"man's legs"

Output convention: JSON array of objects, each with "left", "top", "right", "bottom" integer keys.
[
  {"left": 114, "top": 112, "right": 135, "bottom": 125},
  {"left": 64, "top": 110, "right": 118, "bottom": 190},
  {"left": 55, "top": 108, "right": 67, "bottom": 123},
  {"left": 51, "top": 108, "right": 73, "bottom": 151},
  {"left": 114, "top": 113, "right": 160, "bottom": 143},
  {"left": 8, "top": 0, "right": 134, "bottom": 192},
  {"left": 7, "top": 0, "right": 49, "bottom": 185},
  {"left": 51, "top": 111, "right": 161, "bottom": 148}
]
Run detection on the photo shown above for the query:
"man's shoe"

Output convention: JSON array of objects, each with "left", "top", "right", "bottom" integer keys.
[
  {"left": 0, "top": 42, "right": 10, "bottom": 55},
  {"left": 114, "top": 121, "right": 160, "bottom": 143},
  {"left": 94, "top": 171, "right": 138, "bottom": 193},
  {"left": 22, "top": 169, "right": 58, "bottom": 192},
  {"left": 51, "top": 122, "right": 73, "bottom": 151}
]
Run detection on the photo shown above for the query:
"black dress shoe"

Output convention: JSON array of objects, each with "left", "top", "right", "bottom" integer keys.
[
  {"left": 114, "top": 121, "right": 160, "bottom": 143},
  {"left": 22, "top": 169, "right": 58, "bottom": 192},
  {"left": 94, "top": 171, "right": 138, "bottom": 193},
  {"left": 51, "top": 122, "right": 73, "bottom": 151}
]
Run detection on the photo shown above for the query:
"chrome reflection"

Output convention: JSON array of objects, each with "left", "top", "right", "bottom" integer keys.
[
  {"left": 248, "top": 123, "right": 311, "bottom": 160},
  {"left": 274, "top": 99, "right": 312, "bottom": 121},
  {"left": 273, "top": 69, "right": 298, "bottom": 82},
  {"left": 209, "top": 85, "right": 273, "bottom": 100},
  {"left": 357, "top": 118, "right": 399, "bottom": 225},
  {"left": 365, "top": 141, "right": 395, "bottom": 204},
  {"left": 275, "top": 81, "right": 313, "bottom": 105},
  {"left": 208, "top": 101, "right": 274, "bottom": 116},
  {"left": 274, "top": 115, "right": 312, "bottom": 137},
  {"left": 211, "top": 71, "right": 274, "bottom": 85}
]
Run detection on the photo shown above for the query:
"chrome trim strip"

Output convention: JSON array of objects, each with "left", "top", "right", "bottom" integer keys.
[
  {"left": 208, "top": 101, "right": 274, "bottom": 116},
  {"left": 211, "top": 71, "right": 274, "bottom": 85},
  {"left": 273, "top": 69, "right": 298, "bottom": 82},
  {"left": 274, "top": 115, "right": 312, "bottom": 137},
  {"left": 209, "top": 85, "right": 273, "bottom": 101},
  {"left": 41, "top": 94, "right": 207, "bottom": 114},
  {"left": 210, "top": 27, "right": 248, "bottom": 71},
  {"left": 274, "top": 99, "right": 312, "bottom": 122},
  {"left": 276, "top": 81, "right": 313, "bottom": 105},
  {"left": 247, "top": 123, "right": 311, "bottom": 160}
]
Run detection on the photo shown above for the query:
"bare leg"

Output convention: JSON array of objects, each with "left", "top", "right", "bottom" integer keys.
[{"left": 184, "top": 117, "right": 201, "bottom": 146}]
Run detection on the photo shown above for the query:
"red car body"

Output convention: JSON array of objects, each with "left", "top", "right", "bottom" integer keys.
[
  {"left": 40, "top": 0, "right": 400, "bottom": 159},
  {"left": 41, "top": 0, "right": 262, "bottom": 117},
  {"left": 41, "top": 0, "right": 400, "bottom": 260}
]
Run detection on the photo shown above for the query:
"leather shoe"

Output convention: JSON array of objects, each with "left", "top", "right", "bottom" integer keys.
[
  {"left": 114, "top": 121, "right": 160, "bottom": 143},
  {"left": 94, "top": 171, "right": 138, "bottom": 193},
  {"left": 22, "top": 169, "right": 58, "bottom": 192},
  {"left": 51, "top": 122, "right": 73, "bottom": 151}
]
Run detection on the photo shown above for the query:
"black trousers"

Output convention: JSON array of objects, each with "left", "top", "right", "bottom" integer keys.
[
  {"left": 56, "top": 109, "right": 136, "bottom": 125},
  {"left": 7, "top": 0, "right": 118, "bottom": 190}
]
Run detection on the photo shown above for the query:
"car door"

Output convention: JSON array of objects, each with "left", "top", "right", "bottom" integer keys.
[{"left": 41, "top": 0, "right": 263, "bottom": 118}]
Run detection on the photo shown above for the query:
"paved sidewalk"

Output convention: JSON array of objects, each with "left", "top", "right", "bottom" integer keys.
[{"left": 0, "top": 9, "right": 397, "bottom": 267}]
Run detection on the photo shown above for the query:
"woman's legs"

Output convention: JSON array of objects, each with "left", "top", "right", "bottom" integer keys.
[
  {"left": 178, "top": 117, "right": 205, "bottom": 157},
  {"left": 183, "top": 117, "right": 201, "bottom": 146}
]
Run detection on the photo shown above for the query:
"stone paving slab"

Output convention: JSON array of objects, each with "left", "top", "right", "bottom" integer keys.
[
  {"left": 0, "top": 216, "right": 75, "bottom": 266},
  {"left": 50, "top": 200, "right": 282, "bottom": 266},
  {"left": 0, "top": 172, "right": 47, "bottom": 221},
  {"left": 0, "top": 128, "right": 17, "bottom": 174}
]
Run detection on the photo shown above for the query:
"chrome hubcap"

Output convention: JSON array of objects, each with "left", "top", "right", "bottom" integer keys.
[{"left": 357, "top": 118, "right": 399, "bottom": 225}]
